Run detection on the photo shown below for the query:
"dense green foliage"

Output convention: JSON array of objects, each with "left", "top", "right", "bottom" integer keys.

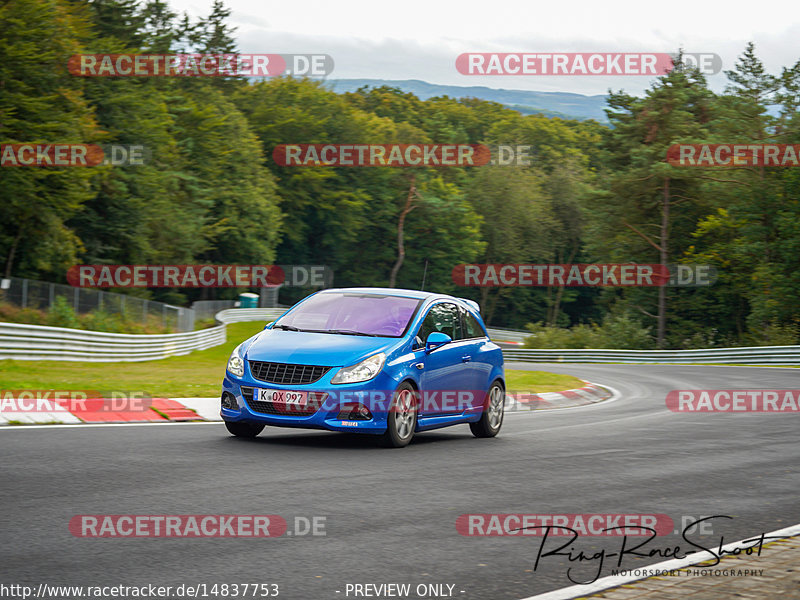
[
  {"left": 1, "top": 1, "right": 798, "bottom": 348},
  {"left": 0, "top": 297, "right": 177, "bottom": 333}
]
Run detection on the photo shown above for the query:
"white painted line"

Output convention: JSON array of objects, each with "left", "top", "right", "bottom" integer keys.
[{"left": 518, "top": 522, "right": 800, "bottom": 600}]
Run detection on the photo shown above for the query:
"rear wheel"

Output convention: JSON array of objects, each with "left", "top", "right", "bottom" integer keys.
[
  {"left": 225, "top": 421, "right": 265, "bottom": 438},
  {"left": 470, "top": 382, "right": 504, "bottom": 438},
  {"left": 381, "top": 382, "right": 418, "bottom": 448}
]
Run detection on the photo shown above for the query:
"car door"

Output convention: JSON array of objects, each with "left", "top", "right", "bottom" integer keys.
[
  {"left": 459, "top": 306, "right": 493, "bottom": 410},
  {"left": 417, "top": 302, "right": 475, "bottom": 416}
]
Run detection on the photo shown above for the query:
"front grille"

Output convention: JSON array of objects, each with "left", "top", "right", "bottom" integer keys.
[
  {"left": 241, "top": 386, "right": 326, "bottom": 416},
  {"left": 248, "top": 361, "right": 330, "bottom": 385}
]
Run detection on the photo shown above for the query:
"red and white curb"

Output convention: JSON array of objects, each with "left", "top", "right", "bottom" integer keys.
[
  {"left": 173, "top": 398, "right": 223, "bottom": 421},
  {"left": 505, "top": 383, "right": 611, "bottom": 411},
  {"left": 0, "top": 385, "right": 612, "bottom": 426},
  {"left": 0, "top": 398, "right": 221, "bottom": 425}
]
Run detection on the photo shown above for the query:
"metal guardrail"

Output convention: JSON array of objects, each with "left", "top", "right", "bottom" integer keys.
[
  {"left": 7, "top": 305, "right": 782, "bottom": 365},
  {"left": 487, "top": 326, "right": 800, "bottom": 364},
  {"left": 0, "top": 322, "right": 225, "bottom": 362},
  {"left": 215, "top": 308, "right": 287, "bottom": 323},
  {"left": 0, "top": 308, "right": 285, "bottom": 363},
  {"left": 210, "top": 312, "right": 800, "bottom": 365},
  {"left": 192, "top": 300, "right": 237, "bottom": 321},
  {"left": 502, "top": 346, "right": 800, "bottom": 365},
  {"left": 486, "top": 327, "right": 529, "bottom": 343}
]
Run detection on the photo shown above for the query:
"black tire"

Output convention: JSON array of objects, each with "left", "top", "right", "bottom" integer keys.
[
  {"left": 380, "top": 382, "right": 418, "bottom": 448},
  {"left": 470, "top": 382, "right": 504, "bottom": 438},
  {"left": 225, "top": 421, "right": 265, "bottom": 438}
]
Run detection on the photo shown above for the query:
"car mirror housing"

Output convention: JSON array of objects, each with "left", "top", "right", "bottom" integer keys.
[{"left": 425, "top": 331, "right": 452, "bottom": 353}]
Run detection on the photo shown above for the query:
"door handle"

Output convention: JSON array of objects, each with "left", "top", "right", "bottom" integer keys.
[{"left": 461, "top": 356, "right": 471, "bottom": 362}]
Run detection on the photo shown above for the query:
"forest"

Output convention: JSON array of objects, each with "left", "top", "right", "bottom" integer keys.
[{"left": 2, "top": 0, "right": 799, "bottom": 348}]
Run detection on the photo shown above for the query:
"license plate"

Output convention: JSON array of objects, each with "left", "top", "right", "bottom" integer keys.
[{"left": 256, "top": 388, "right": 307, "bottom": 406}]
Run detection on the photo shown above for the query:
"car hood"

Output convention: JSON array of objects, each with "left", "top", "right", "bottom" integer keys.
[{"left": 244, "top": 329, "right": 398, "bottom": 367}]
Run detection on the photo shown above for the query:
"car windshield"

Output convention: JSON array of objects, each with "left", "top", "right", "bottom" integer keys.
[{"left": 273, "top": 292, "right": 422, "bottom": 337}]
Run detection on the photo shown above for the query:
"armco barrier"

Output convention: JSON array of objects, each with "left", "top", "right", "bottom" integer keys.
[
  {"left": 8, "top": 304, "right": 780, "bottom": 365},
  {"left": 0, "top": 322, "right": 225, "bottom": 362},
  {"left": 502, "top": 346, "right": 800, "bottom": 365},
  {"left": 486, "top": 327, "right": 530, "bottom": 343},
  {"left": 212, "top": 311, "right": 800, "bottom": 365},
  {"left": 215, "top": 308, "right": 287, "bottom": 323},
  {"left": 0, "top": 308, "right": 281, "bottom": 363}
]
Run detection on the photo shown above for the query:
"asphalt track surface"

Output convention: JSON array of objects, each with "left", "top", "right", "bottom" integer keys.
[{"left": 1, "top": 364, "right": 799, "bottom": 600}]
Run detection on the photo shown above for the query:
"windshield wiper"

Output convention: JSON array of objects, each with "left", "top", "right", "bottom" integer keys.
[
  {"left": 315, "top": 329, "right": 379, "bottom": 337},
  {"left": 273, "top": 324, "right": 302, "bottom": 331}
]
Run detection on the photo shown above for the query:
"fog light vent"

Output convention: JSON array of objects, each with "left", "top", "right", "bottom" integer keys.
[
  {"left": 221, "top": 391, "right": 237, "bottom": 410},
  {"left": 336, "top": 402, "right": 372, "bottom": 421}
]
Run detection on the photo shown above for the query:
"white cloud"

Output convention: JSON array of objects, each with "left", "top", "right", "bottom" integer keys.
[{"left": 169, "top": 0, "right": 800, "bottom": 96}]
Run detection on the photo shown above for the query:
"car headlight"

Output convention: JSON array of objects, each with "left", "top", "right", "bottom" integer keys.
[
  {"left": 331, "top": 352, "right": 386, "bottom": 384},
  {"left": 226, "top": 342, "right": 246, "bottom": 377}
]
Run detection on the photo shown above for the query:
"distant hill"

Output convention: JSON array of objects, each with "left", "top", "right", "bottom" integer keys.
[{"left": 325, "top": 79, "right": 609, "bottom": 122}]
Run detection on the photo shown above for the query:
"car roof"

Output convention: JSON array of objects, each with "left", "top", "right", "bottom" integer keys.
[
  {"left": 325, "top": 286, "right": 472, "bottom": 300},
  {"left": 319, "top": 287, "right": 439, "bottom": 300},
  {"left": 318, "top": 287, "right": 481, "bottom": 314}
]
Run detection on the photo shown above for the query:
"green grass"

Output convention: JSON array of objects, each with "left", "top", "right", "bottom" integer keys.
[
  {"left": 0, "top": 322, "right": 585, "bottom": 397},
  {"left": 0, "top": 322, "right": 266, "bottom": 398},
  {"left": 504, "top": 369, "right": 585, "bottom": 393}
]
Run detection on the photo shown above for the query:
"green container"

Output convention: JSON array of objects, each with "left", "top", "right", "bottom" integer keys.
[{"left": 238, "top": 292, "right": 259, "bottom": 308}]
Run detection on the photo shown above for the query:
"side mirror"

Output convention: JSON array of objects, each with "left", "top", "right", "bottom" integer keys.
[{"left": 425, "top": 331, "right": 452, "bottom": 353}]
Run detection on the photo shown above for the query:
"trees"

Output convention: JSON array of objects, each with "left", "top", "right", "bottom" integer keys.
[
  {"left": 1, "top": 0, "right": 282, "bottom": 307},
  {"left": 236, "top": 79, "right": 486, "bottom": 296},
  {"left": 588, "top": 56, "right": 715, "bottom": 347},
  {"left": 2, "top": 1, "right": 797, "bottom": 348},
  {"left": 685, "top": 44, "right": 800, "bottom": 342},
  {"left": 78, "top": 1, "right": 280, "bottom": 298},
  {"left": 0, "top": 0, "right": 101, "bottom": 279}
]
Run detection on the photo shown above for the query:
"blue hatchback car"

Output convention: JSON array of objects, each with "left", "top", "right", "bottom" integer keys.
[{"left": 220, "top": 287, "right": 505, "bottom": 447}]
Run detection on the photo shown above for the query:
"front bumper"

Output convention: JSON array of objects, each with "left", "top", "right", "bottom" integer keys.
[{"left": 220, "top": 366, "right": 404, "bottom": 435}]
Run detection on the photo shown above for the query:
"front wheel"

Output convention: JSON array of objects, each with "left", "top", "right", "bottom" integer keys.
[
  {"left": 380, "top": 382, "right": 418, "bottom": 448},
  {"left": 470, "top": 382, "right": 504, "bottom": 438},
  {"left": 225, "top": 421, "right": 265, "bottom": 438}
]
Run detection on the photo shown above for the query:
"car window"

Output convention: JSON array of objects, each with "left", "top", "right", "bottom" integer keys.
[
  {"left": 418, "top": 302, "right": 462, "bottom": 342},
  {"left": 274, "top": 292, "right": 421, "bottom": 337},
  {"left": 461, "top": 307, "right": 486, "bottom": 339}
]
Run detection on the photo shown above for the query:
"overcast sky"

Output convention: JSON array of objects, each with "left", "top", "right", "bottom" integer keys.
[{"left": 168, "top": 0, "right": 800, "bottom": 96}]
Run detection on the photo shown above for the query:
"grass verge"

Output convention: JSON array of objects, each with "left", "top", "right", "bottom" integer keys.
[
  {"left": 505, "top": 369, "right": 585, "bottom": 393},
  {"left": 0, "top": 322, "right": 265, "bottom": 398}
]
